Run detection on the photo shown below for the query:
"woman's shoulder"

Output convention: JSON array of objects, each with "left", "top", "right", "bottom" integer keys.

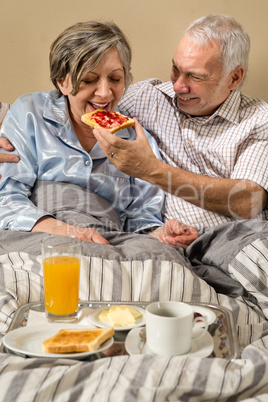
[
  {"left": 12, "top": 91, "right": 55, "bottom": 108},
  {"left": 9, "top": 91, "right": 63, "bottom": 122}
]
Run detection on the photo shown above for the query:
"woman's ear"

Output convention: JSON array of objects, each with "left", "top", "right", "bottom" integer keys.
[
  {"left": 229, "top": 66, "right": 245, "bottom": 90},
  {"left": 56, "top": 75, "right": 72, "bottom": 96}
]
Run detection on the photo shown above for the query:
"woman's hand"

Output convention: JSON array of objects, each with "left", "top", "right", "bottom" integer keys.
[
  {"left": 31, "top": 216, "right": 110, "bottom": 244},
  {"left": 149, "top": 219, "right": 198, "bottom": 249}
]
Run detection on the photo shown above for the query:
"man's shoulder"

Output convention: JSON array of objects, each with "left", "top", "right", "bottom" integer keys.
[
  {"left": 240, "top": 92, "right": 268, "bottom": 113},
  {"left": 129, "top": 79, "right": 174, "bottom": 97}
]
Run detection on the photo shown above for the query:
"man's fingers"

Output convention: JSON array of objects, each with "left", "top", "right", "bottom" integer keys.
[
  {"left": 0, "top": 137, "right": 14, "bottom": 150},
  {"left": 93, "top": 127, "right": 127, "bottom": 149},
  {"left": 0, "top": 154, "right": 20, "bottom": 163}
]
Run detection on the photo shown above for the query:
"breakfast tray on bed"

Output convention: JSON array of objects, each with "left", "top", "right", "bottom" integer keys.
[{"left": 1, "top": 301, "right": 240, "bottom": 360}]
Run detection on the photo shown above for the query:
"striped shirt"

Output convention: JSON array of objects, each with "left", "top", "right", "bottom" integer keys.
[{"left": 119, "top": 79, "right": 268, "bottom": 228}]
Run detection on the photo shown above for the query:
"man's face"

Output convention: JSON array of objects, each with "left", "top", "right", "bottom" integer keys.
[{"left": 171, "top": 35, "right": 235, "bottom": 116}]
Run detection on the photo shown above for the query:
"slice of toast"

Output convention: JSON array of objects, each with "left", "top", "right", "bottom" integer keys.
[
  {"left": 81, "top": 109, "right": 134, "bottom": 134},
  {"left": 41, "top": 327, "right": 114, "bottom": 353}
]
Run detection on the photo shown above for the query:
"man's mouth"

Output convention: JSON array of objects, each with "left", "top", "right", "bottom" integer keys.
[
  {"left": 177, "top": 96, "right": 197, "bottom": 103},
  {"left": 89, "top": 102, "right": 110, "bottom": 110}
]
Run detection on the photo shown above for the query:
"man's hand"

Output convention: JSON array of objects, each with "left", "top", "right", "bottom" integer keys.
[
  {"left": 0, "top": 137, "right": 20, "bottom": 163},
  {"left": 149, "top": 219, "right": 198, "bottom": 249},
  {"left": 31, "top": 216, "right": 110, "bottom": 245},
  {"left": 93, "top": 118, "right": 161, "bottom": 180}
]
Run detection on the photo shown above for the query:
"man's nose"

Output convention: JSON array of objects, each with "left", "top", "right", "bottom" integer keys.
[{"left": 173, "top": 76, "right": 189, "bottom": 93}]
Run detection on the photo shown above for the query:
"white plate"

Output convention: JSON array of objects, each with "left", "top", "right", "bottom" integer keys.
[
  {"left": 89, "top": 306, "right": 145, "bottom": 331},
  {"left": 192, "top": 305, "right": 217, "bottom": 326},
  {"left": 2, "top": 324, "right": 114, "bottom": 359},
  {"left": 125, "top": 327, "right": 214, "bottom": 358}
]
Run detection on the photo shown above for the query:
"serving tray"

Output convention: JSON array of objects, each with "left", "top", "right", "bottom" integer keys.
[{"left": 1, "top": 300, "right": 240, "bottom": 360}]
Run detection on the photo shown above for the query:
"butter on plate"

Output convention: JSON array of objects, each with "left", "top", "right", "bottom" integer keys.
[{"left": 99, "top": 305, "right": 142, "bottom": 327}]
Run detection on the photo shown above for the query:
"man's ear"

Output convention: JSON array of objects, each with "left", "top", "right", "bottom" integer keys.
[{"left": 229, "top": 66, "right": 245, "bottom": 90}]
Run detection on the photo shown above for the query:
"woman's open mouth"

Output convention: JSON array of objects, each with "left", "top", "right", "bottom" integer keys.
[{"left": 89, "top": 102, "right": 110, "bottom": 110}]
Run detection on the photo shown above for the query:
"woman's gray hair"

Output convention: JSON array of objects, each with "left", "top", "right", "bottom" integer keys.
[
  {"left": 50, "top": 21, "right": 133, "bottom": 97},
  {"left": 184, "top": 15, "right": 250, "bottom": 79}
]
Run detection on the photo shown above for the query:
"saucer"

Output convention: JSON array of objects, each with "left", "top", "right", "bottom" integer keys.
[
  {"left": 125, "top": 328, "right": 214, "bottom": 357},
  {"left": 192, "top": 305, "right": 217, "bottom": 326},
  {"left": 88, "top": 305, "right": 145, "bottom": 331}
]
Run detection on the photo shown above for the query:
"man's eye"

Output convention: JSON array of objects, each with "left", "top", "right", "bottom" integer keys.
[
  {"left": 172, "top": 67, "right": 180, "bottom": 78},
  {"left": 190, "top": 74, "right": 204, "bottom": 81}
]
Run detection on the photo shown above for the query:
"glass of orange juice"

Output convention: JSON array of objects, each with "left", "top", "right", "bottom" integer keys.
[{"left": 41, "top": 235, "right": 82, "bottom": 322}]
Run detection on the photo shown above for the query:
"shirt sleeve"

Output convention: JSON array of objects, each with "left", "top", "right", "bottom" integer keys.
[
  {"left": 121, "top": 128, "right": 164, "bottom": 233},
  {"left": 231, "top": 117, "right": 268, "bottom": 191}
]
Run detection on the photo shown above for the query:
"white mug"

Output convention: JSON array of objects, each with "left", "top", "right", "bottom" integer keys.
[{"left": 145, "top": 301, "right": 208, "bottom": 355}]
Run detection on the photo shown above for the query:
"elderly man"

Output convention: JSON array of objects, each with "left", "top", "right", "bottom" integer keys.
[{"left": 93, "top": 14, "right": 268, "bottom": 229}]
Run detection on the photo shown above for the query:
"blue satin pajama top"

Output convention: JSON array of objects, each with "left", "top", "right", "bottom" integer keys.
[{"left": 0, "top": 91, "right": 164, "bottom": 232}]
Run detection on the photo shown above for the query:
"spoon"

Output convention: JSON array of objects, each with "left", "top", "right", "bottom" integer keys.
[
  {"left": 139, "top": 327, "right": 146, "bottom": 339},
  {"left": 139, "top": 327, "right": 146, "bottom": 354}
]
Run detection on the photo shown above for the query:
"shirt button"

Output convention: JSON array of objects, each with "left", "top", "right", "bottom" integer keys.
[
  {"left": 85, "top": 160, "right": 90, "bottom": 166},
  {"left": 187, "top": 140, "right": 191, "bottom": 146}
]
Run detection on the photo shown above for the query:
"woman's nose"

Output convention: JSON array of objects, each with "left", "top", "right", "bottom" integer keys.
[{"left": 95, "top": 80, "right": 112, "bottom": 97}]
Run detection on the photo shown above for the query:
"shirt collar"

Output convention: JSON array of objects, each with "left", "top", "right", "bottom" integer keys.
[
  {"left": 156, "top": 82, "right": 241, "bottom": 125},
  {"left": 43, "top": 91, "right": 69, "bottom": 125},
  {"left": 211, "top": 90, "right": 241, "bottom": 124}
]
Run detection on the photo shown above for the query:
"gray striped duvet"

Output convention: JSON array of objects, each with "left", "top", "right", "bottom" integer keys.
[{"left": 0, "top": 182, "right": 268, "bottom": 401}]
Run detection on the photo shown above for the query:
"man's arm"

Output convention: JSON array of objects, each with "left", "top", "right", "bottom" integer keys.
[{"left": 93, "top": 120, "right": 267, "bottom": 220}]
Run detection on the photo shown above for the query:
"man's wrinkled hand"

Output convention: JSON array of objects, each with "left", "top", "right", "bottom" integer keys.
[
  {"left": 93, "top": 118, "right": 159, "bottom": 179},
  {"left": 149, "top": 219, "right": 198, "bottom": 249}
]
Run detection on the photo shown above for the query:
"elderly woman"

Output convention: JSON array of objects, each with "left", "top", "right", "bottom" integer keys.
[{"left": 0, "top": 21, "right": 198, "bottom": 247}]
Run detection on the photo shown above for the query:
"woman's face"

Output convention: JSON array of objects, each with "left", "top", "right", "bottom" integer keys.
[{"left": 58, "top": 49, "right": 125, "bottom": 126}]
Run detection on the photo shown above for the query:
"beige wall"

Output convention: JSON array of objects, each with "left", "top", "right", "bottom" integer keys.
[{"left": 1, "top": 0, "right": 267, "bottom": 104}]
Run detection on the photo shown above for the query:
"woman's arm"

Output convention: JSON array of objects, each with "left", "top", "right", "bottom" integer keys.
[{"left": 31, "top": 216, "right": 110, "bottom": 244}]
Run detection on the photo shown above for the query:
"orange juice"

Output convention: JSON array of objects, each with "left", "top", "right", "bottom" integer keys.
[{"left": 43, "top": 255, "right": 80, "bottom": 315}]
